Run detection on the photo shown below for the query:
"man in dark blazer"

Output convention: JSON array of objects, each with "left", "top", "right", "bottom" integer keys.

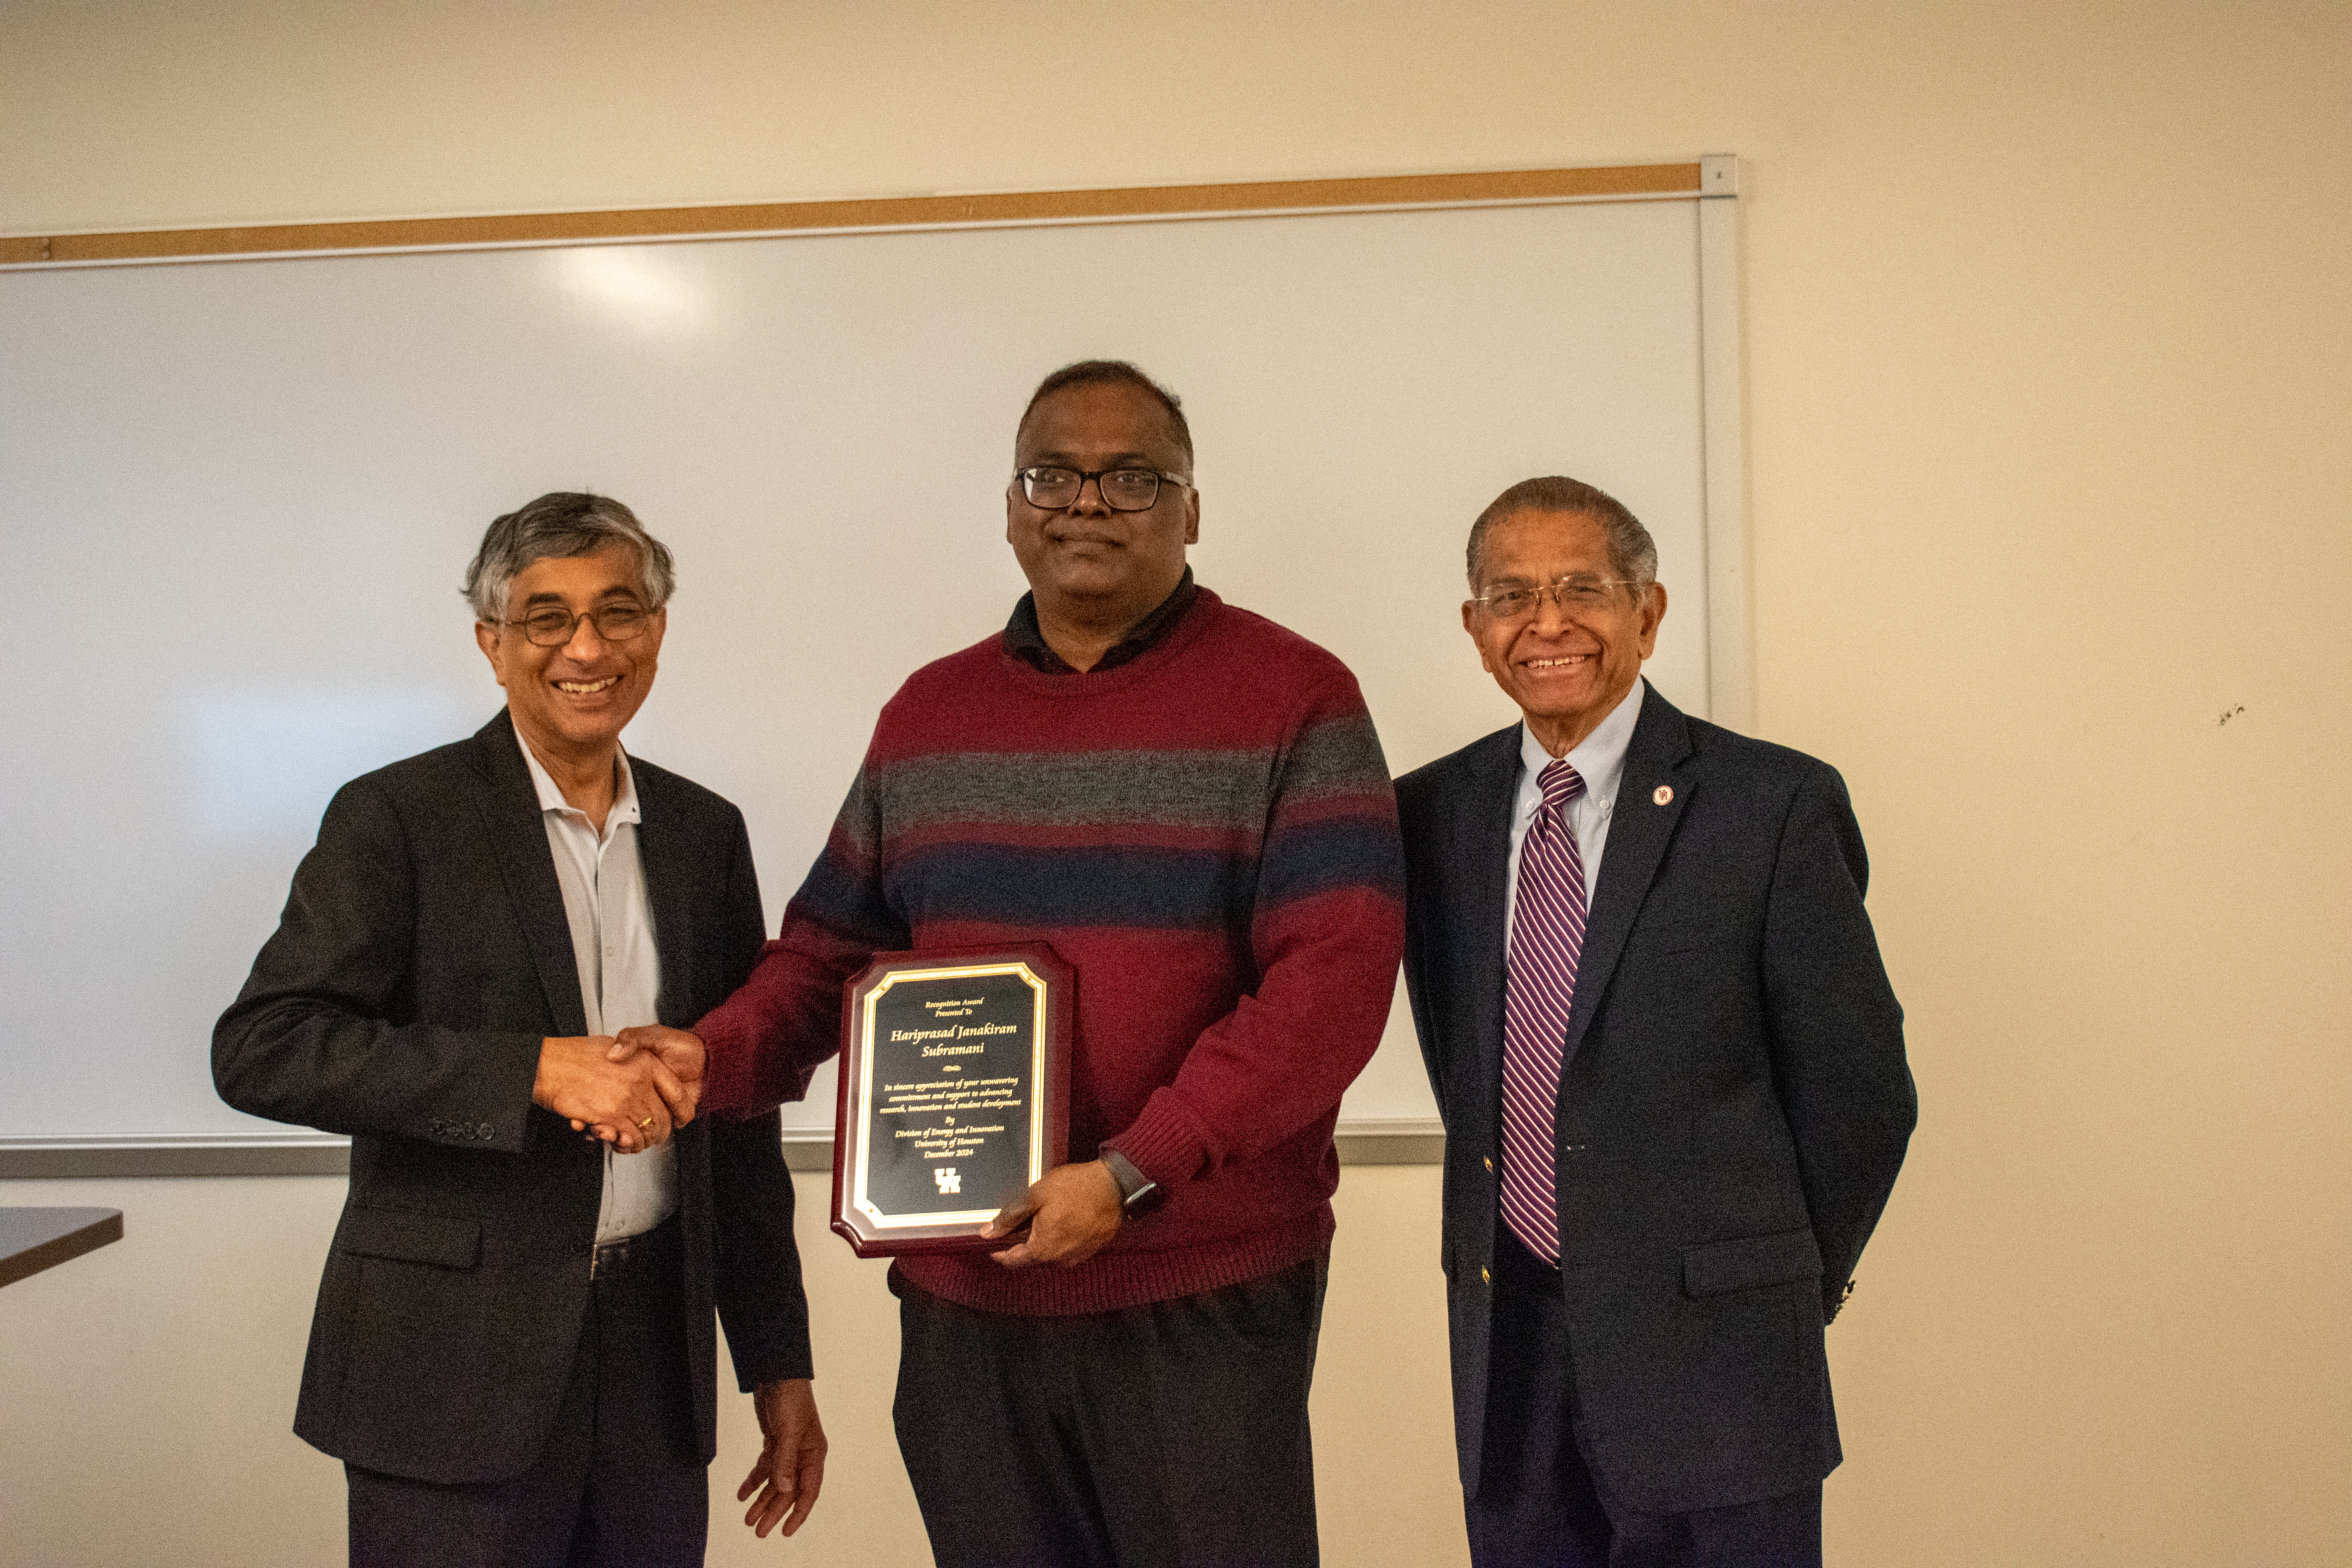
[
  {"left": 215, "top": 494, "right": 824, "bottom": 1566},
  {"left": 1398, "top": 475, "right": 1916, "bottom": 1567}
]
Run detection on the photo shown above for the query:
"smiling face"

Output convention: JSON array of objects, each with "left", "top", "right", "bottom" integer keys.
[
  {"left": 1005, "top": 378, "right": 1199, "bottom": 628},
  {"left": 474, "top": 544, "right": 666, "bottom": 769},
  {"left": 1463, "top": 508, "right": 1666, "bottom": 756}
]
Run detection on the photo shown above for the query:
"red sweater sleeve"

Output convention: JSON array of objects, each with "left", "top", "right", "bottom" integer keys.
[
  {"left": 698, "top": 764, "right": 907, "bottom": 1116},
  {"left": 1103, "top": 672, "right": 1407, "bottom": 1187}
]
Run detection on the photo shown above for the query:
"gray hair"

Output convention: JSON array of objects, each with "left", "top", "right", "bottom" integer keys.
[
  {"left": 463, "top": 492, "right": 676, "bottom": 623},
  {"left": 1465, "top": 475, "right": 1658, "bottom": 590}
]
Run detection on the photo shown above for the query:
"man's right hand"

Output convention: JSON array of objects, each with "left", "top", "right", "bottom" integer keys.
[
  {"left": 602, "top": 1027, "right": 711, "bottom": 1145},
  {"left": 606, "top": 1025, "right": 707, "bottom": 1083},
  {"left": 532, "top": 1034, "right": 697, "bottom": 1152}
]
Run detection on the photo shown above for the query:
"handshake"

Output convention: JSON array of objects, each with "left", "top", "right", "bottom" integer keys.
[{"left": 529, "top": 1026, "right": 712, "bottom": 1153}]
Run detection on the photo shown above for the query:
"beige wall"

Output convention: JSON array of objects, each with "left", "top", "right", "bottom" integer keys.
[
  {"left": 0, "top": 1169, "right": 1459, "bottom": 1568},
  {"left": 4, "top": 2, "right": 2348, "bottom": 1563}
]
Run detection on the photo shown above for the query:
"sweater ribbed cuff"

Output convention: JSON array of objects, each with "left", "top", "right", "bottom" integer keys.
[
  {"left": 693, "top": 999, "right": 762, "bottom": 1120},
  {"left": 1103, "top": 1092, "right": 1211, "bottom": 1188}
]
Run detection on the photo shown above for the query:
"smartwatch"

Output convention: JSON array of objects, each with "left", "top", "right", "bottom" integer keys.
[{"left": 1101, "top": 1149, "right": 1165, "bottom": 1218}]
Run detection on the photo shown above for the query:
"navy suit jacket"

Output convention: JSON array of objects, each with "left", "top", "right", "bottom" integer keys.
[
  {"left": 1397, "top": 683, "right": 1915, "bottom": 1514},
  {"left": 214, "top": 711, "right": 811, "bottom": 1485}
]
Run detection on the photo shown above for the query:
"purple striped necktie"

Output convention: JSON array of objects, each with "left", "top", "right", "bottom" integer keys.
[{"left": 1502, "top": 758, "right": 1588, "bottom": 1267}]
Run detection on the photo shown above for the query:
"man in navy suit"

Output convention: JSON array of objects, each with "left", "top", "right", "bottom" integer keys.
[{"left": 1397, "top": 475, "right": 1915, "bottom": 1567}]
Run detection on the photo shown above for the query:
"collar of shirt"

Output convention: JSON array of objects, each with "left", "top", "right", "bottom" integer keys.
[
  {"left": 516, "top": 731, "right": 641, "bottom": 844},
  {"left": 1003, "top": 566, "right": 1199, "bottom": 675},
  {"left": 1506, "top": 678, "right": 1648, "bottom": 926},
  {"left": 1517, "top": 676, "right": 1645, "bottom": 826}
]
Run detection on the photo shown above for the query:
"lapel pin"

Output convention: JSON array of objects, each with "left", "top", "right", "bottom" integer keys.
[{"left": 1653, "top": 785, "right": 1674, "bottom": 806}]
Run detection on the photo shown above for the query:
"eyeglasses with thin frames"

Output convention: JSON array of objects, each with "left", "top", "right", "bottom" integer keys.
[
  {"left": 1467, "top": 576, "right": 1645, "bottom": 622},
  {"left": 502, "top": 603, "right": 653, "bottom": 647}
]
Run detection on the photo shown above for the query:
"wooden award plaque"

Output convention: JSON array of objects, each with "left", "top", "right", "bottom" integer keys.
[{"left": 830, "top": 944, "right": 1073, "bottom": 1258}]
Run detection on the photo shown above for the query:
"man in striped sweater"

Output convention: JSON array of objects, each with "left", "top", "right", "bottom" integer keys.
[{"left": 626, "top": 361, "right": 1404, "bottom": 1566}]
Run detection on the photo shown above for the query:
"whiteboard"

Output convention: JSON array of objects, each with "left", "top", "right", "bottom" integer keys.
[{"left": 0, "top": 189, "right": 1735, "bottom": 1149}]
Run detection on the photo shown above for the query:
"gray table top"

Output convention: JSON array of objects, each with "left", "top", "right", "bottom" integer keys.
[{"left": 0, "top": 1206, "right": 123, "bottom": 1288}]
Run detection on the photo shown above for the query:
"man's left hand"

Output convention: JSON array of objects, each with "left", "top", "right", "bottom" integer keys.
[
  {"left": 741, "top": 1377, "right": 826, "bottom": 1539},
  {"left": 985, "top": 1159, "right": 1123, "bottom": 1269}
]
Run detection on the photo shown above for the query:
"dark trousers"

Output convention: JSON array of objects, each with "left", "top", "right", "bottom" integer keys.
[
  {"left": 893, "top": 1256, "right": 1330, "bottom": 1568},
  {"left": 1466, "top": 1230, "right": 1822, "bottom": 1568},
  {"left": 346, "top": 1218, "right": 708, "bottom": 1568}
]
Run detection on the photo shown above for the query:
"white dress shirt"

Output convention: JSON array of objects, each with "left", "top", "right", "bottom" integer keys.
[
  {"left": 518, "top": 730, "right": 678, "bottom": 1244},
  {"left": 1504, "top": 678, "right": 1647, "bottom": 943}
]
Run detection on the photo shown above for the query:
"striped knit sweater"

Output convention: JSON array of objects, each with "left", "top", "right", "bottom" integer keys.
[{"left": 696, "top": 588, "right": 1406, "bottom": 1315}]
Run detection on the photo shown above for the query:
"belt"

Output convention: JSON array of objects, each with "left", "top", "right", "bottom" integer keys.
[{"left": 589, "top": 1214, "right": 680, "bottom": 1281}]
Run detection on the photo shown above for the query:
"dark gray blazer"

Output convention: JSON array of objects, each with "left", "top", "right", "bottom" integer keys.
[
  {"left": 1397, "top": 683, "right": 1915, "bottom": 1515},
  {"left": 214, "top": 710, "right": 810, "bottom": 1485}
]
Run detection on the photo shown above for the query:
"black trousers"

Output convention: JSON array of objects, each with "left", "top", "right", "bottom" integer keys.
[
  {"left": 1466, "top": 1230, "right": 1822, "bottom": 1568},
  {"left": 346, "top": 1218, "right": 708, "bottom": 1568},
  {"left": 894, "top": 1256, "right": 1330, "bottom": 1568}
]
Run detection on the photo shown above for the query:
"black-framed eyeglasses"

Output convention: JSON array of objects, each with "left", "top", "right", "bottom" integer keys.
[
  {"left": 503, "top": 603, "right": 653, "bottom": 647},
  {"left": 1468, "top": 575, "right": 1644, "bottom": 621},
  {"left": 1014, "top": 466, "right": 1192, "bottom": 512}
]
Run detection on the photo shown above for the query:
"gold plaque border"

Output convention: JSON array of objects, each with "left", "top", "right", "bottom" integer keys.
[{"left": 848, "top": 960, "right": 1051, "bottom": 1231}]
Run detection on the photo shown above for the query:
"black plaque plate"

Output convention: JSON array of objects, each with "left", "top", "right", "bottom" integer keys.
[{"left": 830, "top": 945, "right": 1072, "bottom": 1257}]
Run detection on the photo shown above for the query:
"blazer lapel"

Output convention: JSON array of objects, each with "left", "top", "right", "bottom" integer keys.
[
  {"left": 1457, "top": 726, "right": 1523, "bottom": 1109},
  {"left": 467, "top": 711, "right": 589, "bottom": 1037},
  {"left": 1565, "top": 681, "right": 1695, "bottom": 1057}
]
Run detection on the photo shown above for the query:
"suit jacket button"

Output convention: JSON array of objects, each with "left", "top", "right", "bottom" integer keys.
[
  {"left": 1481, "top": 1265, "right": 1491, "bottom": 1284},
  {"left": 1483, "top": 1156, "right": 1494, "bottom": 1173},
  {"left": 477, "top": 1123, "right": 494, "bottom": 1140}
]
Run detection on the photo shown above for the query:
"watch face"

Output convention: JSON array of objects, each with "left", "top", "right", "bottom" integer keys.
[{"left": 1123, "top": 1181, "right": 1165, "bottom": 1217}]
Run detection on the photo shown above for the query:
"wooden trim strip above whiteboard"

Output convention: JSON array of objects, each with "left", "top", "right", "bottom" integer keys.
[{"left": 0, "top": 163, "right": 1701, "bottom": 268}]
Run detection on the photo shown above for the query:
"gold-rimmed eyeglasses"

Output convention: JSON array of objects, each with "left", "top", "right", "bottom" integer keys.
[{"left": 1468, "top": 576, "right": 1645, "bottom": 621}]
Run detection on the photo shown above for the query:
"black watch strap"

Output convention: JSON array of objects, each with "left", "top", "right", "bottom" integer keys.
[{"left": 1102, "top": 1149, "right": 1164, "bottom": 1217}]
